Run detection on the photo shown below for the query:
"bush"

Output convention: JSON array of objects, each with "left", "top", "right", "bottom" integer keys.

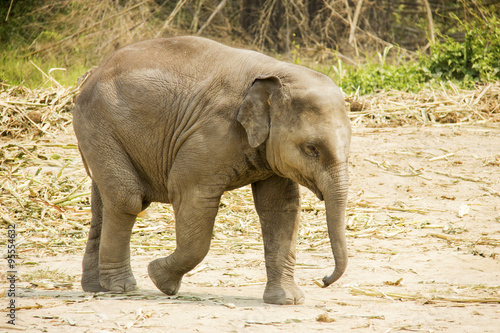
[
  {"left": 333, "top": 61, "right": 431, "bottom": 96},
  {"left": 326, "top": 47, "right": 432, "bottom": 95},
  {"left": 425, "top": 14, "right": 500, "bottom": 85},
  {"left": 325, "top": 11, "right": 500, "bottom": 95}
]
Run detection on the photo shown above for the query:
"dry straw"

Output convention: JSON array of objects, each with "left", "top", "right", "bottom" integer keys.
[
  {"left": 346, "top": 82, "right": 500, "bottom": 127},
  {"left": 0, "top": 84, "right": 79, "bottom": 138}
]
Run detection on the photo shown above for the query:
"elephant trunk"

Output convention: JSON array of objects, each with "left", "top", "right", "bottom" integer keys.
[{"left": 321, "top": 162, "right": 349, "bottom": 288}]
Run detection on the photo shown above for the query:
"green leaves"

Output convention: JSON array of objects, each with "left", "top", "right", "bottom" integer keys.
[
  {"left": 329, "top": 54, "right": 432, "bottom": 96},
  {"left": 425, "top": 14, "right": 500, "bottom": 85},
  {"left": 323, "top": 13, "right": 499, "bottom": 96}
]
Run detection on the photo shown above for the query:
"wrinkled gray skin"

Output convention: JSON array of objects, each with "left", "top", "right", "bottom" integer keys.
[{"left": 73, "top": 36, "right": 351, "bottom": 305}]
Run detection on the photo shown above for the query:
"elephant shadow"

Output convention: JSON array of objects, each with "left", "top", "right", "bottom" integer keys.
[{"left": 18, "top": 287, "right": 264, "bottom": 308}]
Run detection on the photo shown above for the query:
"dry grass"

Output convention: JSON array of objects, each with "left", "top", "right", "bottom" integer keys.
[
  {"left": 25, "top": 1, "right": 162, "bottom": 60},
  {"left": 16, "top": 0, "right": 419, "bottom": 61}
]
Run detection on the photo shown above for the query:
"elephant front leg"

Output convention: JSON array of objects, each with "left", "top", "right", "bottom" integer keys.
[
  {"left": 252, "top": 176, "right": 304, "bottom": 305},
  {"left": 148, "top": 192, "right": 220, "bottom": 295}
]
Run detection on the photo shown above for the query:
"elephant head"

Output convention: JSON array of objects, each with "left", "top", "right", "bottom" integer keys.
[{"left": 237, "top": 73, "right": 351, "bottom": 287}]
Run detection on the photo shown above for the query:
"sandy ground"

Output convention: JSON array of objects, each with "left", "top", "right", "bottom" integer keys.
[{"left": 1, "top": 124, "right": 500, "bottom": 332}]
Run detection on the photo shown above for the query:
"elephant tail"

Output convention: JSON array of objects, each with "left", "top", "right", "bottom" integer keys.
[
  {"left": 79, "top": 147, "right": 93, "bottom": 179},
  {"left": 76, "top": 66, "right": 98, "bottom": 88}
]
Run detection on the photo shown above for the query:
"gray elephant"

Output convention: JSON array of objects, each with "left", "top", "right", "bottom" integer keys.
[{"left": 73, "top": 36, "right": 351, "bottom": 305}]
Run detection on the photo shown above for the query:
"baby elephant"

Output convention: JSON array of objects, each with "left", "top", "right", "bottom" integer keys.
[{"left": 73, "top": 36, "right": 351, "bottom": 305}]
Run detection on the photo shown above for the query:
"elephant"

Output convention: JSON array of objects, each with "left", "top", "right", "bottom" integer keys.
[{"left": 73, "top": 36, "right": 351, "bottom": 305}]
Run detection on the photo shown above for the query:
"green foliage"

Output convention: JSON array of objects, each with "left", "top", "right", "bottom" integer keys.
[
  {"left": 0, "top": 0, "right": 94, "bottom": 87},
  {"left": 330, "top": 61, "right": 430, "bottom": 96},
  {"left": 325, "top": 47, "right": 432, "bottom": 95},
  {"left": 342, "top": 62, "right": 431, "bottom": 95},
  {"left": 425, "top": 14, "right": 500, "bottom": 85},
  {"left": 323, "top": 9, "right": 500, "bottom": 96},
  {"left": 0, "top": 50, "right": 89, "bottom": 88}
]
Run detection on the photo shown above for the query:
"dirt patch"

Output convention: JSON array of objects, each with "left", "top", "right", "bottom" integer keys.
[{"left": 1, "top": 123, "right": 499, "bottom": 332}]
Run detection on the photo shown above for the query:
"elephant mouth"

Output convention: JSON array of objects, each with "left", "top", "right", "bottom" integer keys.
[
  {"left": 310, "top": 186, "right": 324, "bottom": 201},
  {"left": 296, "top": 175, "right": 324, "bottom": 201}
]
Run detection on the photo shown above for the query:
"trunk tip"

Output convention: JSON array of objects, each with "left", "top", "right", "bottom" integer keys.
[
  {"left": 321, "top": 275, "right": 334, "bottom": 288},
  {"left": 321, "top": 268, "right": 346, "bottom": 288}
]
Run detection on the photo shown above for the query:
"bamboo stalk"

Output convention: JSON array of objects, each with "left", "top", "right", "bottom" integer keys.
[
  {"left": 422, "top": 0, "right": 436, "bottom": 44},
  {"left": 196, "top": 0, "right": 227, "bottom": 36},
  {"left": 429, "top": 152, "right": 456, "bottom": 161},
  {"left": 5, "top": 0, "right": 14, "bottom": 21},
  {"left": 156, "top": 0, "right": 189, "bottom": 37},
  {"left": 27, "top": 0, "right": 149, "bottom": 57},
  {"left": 349, "top": 0, "right": 364, "bottom": 52},
  {"left": 350, "top": 287, "right": 419, "bottom": 300},
  {"left": 351, "top": 287, "right": 500, "bottom": 303},
  {"left": 434, "top": 296, "right": 500, "bottom": 303},
  {"left": 434, "top": 171, "right": 489, "bottom": 183}
]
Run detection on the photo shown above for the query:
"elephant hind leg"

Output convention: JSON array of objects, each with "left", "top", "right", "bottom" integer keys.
[
  {"left": 81, "top": 179, "right": 141, "bottom": 293},
  {"left": 98, "top": 206, "right": 138, "bottom": 292},
  {"left": 81, "top": 171, "right": 146, "bottom": 293},
  {"left": 77, "top": 128, "right": 147, "bottom": 293},
  {"left": 81, "top": 180, "right": 107, "bottom": 292}
]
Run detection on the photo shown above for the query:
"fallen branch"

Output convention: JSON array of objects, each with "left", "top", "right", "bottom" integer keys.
[
  {"left": 428, "top": 233, "right": 500, "bottom": 246},
  {"left": 433, "top": 171, "right": 490, "bottom": 184}
]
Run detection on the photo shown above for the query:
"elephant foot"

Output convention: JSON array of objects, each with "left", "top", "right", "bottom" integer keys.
[
  {"left": 98, "top": 261, "right": 137, "bottom": 292},
  {"left": 82, "top": 265, "right": 109, "bottom": 292},
  {"left": 148, "top": 258, "right": 183, "bottom": 295},
  {"left": 263, "top": 282, "right": 305, "bottom": 305},
  {"left": 82, "top": 275, "right": 108, "bottom": 292}
]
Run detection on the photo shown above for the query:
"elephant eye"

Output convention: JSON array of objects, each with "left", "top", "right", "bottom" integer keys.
[{"left": 303, "top": 143, "right": 320, "bottom": 158}]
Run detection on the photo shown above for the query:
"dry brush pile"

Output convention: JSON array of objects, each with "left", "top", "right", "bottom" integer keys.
[{"left": 347, "top": 82, "right": 500, "bottom": 126}]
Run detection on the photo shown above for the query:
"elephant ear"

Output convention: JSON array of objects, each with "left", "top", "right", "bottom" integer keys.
[{"left": 237, "top": 75, "right": 282, "bottom": 148}]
